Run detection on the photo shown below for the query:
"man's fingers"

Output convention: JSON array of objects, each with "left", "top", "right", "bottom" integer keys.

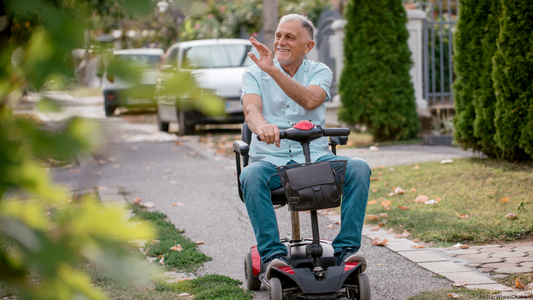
[
  {"left": 248, "top": 52, "right": 259, "bottom": 64},
  {"left": 274, "top": 127, "right": 280, "bottom": 148}
]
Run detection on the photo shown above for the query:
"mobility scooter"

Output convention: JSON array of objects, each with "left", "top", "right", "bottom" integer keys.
[{"left": 233, "top": 120, "right": 371, "bottom": 300}]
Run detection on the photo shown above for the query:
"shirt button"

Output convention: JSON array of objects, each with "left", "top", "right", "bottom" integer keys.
[
  {"left": 289, "top": 146, "right": 291, "bottom": 148},
  {"left": 290, "top": 155, "right": 293, "bottom": 158},
  {"left": 287, "top": 105, "right": 290, "bottom": 108},
  {"left": 287, "top": 121, "right": 290, "bottom": 123}
]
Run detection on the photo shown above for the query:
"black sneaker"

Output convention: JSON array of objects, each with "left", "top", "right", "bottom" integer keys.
[
  {"left": 265, "top": 253, "right": 289, "bottom": 279},
  {"left": 335, "top": 248, "right": 367, "bottom": 272}
]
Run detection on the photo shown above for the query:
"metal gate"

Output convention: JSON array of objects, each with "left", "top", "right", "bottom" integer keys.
[{"left": 413, "top": 0, "right": 458, "bottom": 109}]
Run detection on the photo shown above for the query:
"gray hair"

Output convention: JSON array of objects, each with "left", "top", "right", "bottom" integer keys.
[{"left": 279, "top": 14, "right": 315, "bottom": 40}]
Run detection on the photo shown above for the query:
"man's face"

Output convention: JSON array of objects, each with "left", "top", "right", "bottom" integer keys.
[{"left": 274, "top": 20, "right": 313, "bottom": 67}]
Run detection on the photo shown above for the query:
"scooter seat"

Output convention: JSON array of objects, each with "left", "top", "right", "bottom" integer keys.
[{"left": 271, "top": 187, "right": 288, "bottom": 206}]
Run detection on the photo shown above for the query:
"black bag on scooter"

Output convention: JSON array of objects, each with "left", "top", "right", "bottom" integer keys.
[{"left": 277, "top": 161, "right": 347, "bottom": 212}]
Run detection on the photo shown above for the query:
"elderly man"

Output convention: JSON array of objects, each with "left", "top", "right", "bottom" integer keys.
[{"left": 240, "top": 14, "right": 371, "bottom": 278}]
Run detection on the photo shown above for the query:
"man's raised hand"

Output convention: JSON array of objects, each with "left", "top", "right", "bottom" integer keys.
[{"left": 248, "top": 37, "right": 275, "bottom": 73}]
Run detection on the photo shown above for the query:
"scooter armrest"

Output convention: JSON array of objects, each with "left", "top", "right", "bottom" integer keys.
[{"left": 233, "top": 140, "right": 249, "bottom": 156}]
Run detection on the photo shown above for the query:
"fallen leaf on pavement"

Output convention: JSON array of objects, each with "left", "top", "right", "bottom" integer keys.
[
  {"left": 195, "top": 241, "right": 205, "bottom": 245},
  {"left": 454, "top": 281, "right": 468, "bottom": 288},
  {"left": 411, "top": 245, "right": 425, "bottom": 249},
  {"left": 172, "top": 202, "right": 186, "bottom": 207},
  {"left": 505, "top": 213, "right": 518, "bottom": 220},
  {"left": 164, "top": 169, "right": 172, "bottom": 173},
  {"left": 413, "top": 165, "right": 420, "bottom": 170},
  {"left": 170, "top": 244, "right": 183, "bottom": 251},
  {"left": 108, "top": 158, "right": 116, "bottom": 162},
  {"left": 142, "top": 202, "right": 156, "bottom": 208},
  {"left": 398, "top": 206, "right": 411, "bottom": 210},
  {"left": 378, "top": 222, "right": 386, "bottom": 227},
  {"left": 370, "top": 177, "right": 381, "bottom": 181},
  {"left": 368, "top": 200, "right": 377, "bottom": 205},
  {"left": 174, "top": 141, "right": 183, "bottom": 146},
  {"left": 387, "top": 192, "right": 395, "bottom": 197},
  {"left": 134, "top": 197, "right": 142, "bottom": 204},
  {"left": 452, "top": 243, "right": 469, "bottom": 249},
  {"left": 446, "top": 293, "right": 462, "bottom": 299},
  {"left": 334, "top": 221, "right": 340, "bottom": 225},
  {"left": 366, "top": 215, "right": 380, "bottom": 220},
  {"left": 379, "top": 213, "right": 388, "bottom": 218},
  {"left": 369, "top": 146, "right": 379, "bottom": 152},
  {"left": 369, "top": 226, "right": 380, "bottom": 231},
  {"left": 371, "top": 237, "right": 388, "bottom": 246},
  {"left": 435, "top": 197, "right": 442, "bottom": 202},
  {"left": 402, "top": 230, "right": 411, "bottom": 237},
  {"left": 500, "top": 197, "right": 510, "bottom": 203},
  {"left": 415, "top": 195, "right": 429, "bottom": 203},
  {"left": 457, "top": 213, "right": 469, "bottom": 219},
  {"left": 97, "top": 160, "right": 106, "bottom": 165},
  {"left": 326, "top": 224, "right": 335, "bottom": 229},
  {"left": 394, "top": 234, "right": 403, "bottom": 238},
  {"left": 412, "top": 238, "right": 420, "bottom": 243},
  {"left": 516, "top": 277, "right": 525, "bottom": 289},
  {"left": 387, "top": 228, "right": 394, "bottom": 234},
  {"left": 441, "top": 159, "right": 453, "bottom": 164}
]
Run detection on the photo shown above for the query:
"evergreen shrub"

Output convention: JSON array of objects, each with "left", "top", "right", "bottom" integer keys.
[
  {"left": 338, "top": 0, "right": 420, "bottom": 142},
  {"left": 454, "top": 0, "right": 533, "bottom": 161},
  {"left": 492, "top": 0, "right": 533, "bottom": 161}
]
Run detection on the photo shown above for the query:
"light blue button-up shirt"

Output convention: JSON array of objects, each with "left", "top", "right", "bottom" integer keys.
[{"left": 241, "top": 59, "right": 334, "bottom": 167}]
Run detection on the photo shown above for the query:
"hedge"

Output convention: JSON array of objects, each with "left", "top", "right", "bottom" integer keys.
[
  {"left": 453, "top": 0, "right": 533, "bottom": 162},
  {"left": 338, "top": 0, "right": 420, "bottom": 142}
]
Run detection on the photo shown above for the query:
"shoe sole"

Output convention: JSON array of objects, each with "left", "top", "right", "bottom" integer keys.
[
  {"left": 344, "top": 253, "right": 367, "bottom": 272},
  {"left": 266, "top": 258, "right": 289, "bottom": 279}
]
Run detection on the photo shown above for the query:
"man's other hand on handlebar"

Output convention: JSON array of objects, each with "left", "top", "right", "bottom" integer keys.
[{"left": 258, "top": 124, "right": 281, "bottom": 148}]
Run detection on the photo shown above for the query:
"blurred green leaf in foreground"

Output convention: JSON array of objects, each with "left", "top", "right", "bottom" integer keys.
[{"left": 0, "top": 0, "right": 157, "bottom": 299}]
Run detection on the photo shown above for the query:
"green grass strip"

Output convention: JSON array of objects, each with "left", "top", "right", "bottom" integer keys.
[
  {"left": 130, "top": 204, "right": 211, "bottom": 272},
  {"left": 365, "top": 158, "right": 533, "bottom": 246},
  {"left": 156, "top": 274, "right": 253, "bottom": 300}
]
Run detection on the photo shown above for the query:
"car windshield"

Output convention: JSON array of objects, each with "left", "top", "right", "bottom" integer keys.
[
  {"left": 112, "top": 54, "right": 161, "bottom": 69},
  {"left": 181, "top": 44, "right": 254, "bottom": 69}
]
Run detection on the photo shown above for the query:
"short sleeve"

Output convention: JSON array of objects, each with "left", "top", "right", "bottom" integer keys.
[
  {"left": 307, "top": 63, "right": 333, "bottom": 102},
  {"left": 241, "top": 67, "right": 262, "bottom": 104}
]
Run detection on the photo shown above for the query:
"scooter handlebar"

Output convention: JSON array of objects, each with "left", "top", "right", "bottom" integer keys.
[
  {"left": 256, "top": 131, "right": 285, "bottom": 142},
  {"left": 322, "top": 128, "right": 350, "bottom": 136}
]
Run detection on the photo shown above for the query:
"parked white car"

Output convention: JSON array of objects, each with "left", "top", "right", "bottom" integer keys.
[
  {"left": 102, "top": 48, "right": 164, "bottom": 116},
  {"left": 156, "top": 39, "right": 257, "bottom": 135}
]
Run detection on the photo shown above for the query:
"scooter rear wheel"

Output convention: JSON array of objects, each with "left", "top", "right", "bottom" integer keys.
[
  {"left": 269, "top": 277, "right": 283, "bottom": 300},
  {"left": 357, "top": 273, "right": 371, "bottom": 300},
  {"left": 244, "top": 253, "right": 261, "bottom": 290}
]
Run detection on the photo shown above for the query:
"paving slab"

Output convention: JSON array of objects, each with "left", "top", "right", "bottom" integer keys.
[
  {"left": 480, "top": 267, "right": 495, "bottom": 273},
  {"left": 398, "top": 251, "right": 449, "bottom": 263},
  {"left": 478, "top": 247, "right": 516, "bottom": 253},
  {"left": 441, "top": 272, "right": 496, "bottom": 284},
  {"left": 505, "top": 256, "right": 533, "bottom": 263},
  {"left": 466, "top": 258, "right": 504, "bottom": 264},
  {"left": 470, "top": 245, "right": 503, "bottom": 249},
  {"left": 418, "top": 261, "right": 472, "bottom": 274},
  {"left": 446, "top": 249, "right": 481, "bottom": 256},
  {"left": 520, "top": 262, "right": 533, "bottom": 268},
  {"left": 513, "top": 246, "right": 533, "bottom": 252},
  {"left": 464, "top": 283, "right": 515, "bottom": 292},
  {"left": 385, "top": 240, "right": 427, "bottom": 252},
  {"left": 491, "top": 251, "right": 526, "bottom": 258},
  {"left": 493, "top": 267, "right": 533, "bottom": 274},
  {"left": 455, "top": 253, "right": 490, "bottom": 260},
  {"left": 481, "top": 262, "right": 518, "bottom": 269}
]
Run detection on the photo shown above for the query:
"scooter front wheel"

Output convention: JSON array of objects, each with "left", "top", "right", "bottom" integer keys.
[
  {"left": 269, "top": 277, "right": 283, "bottom": 300},
  {"left": 357, "top": 273, "right": 371, "bottom": 300}
]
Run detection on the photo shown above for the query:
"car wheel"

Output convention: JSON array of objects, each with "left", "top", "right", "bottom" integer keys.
[
  {"left": 178, "top": 110, "right": 194, "bottom": 136},
  {"left": 157, "top": 110, "right": 170, "bottom": 132},
  {"left": 269, "top": 277, "right": 283, "bottom": 300},
  {"left": 105, "top": 105, "right": 116, "bottom": 117},
  {"left": 244, "top": 252, "right": 261, "bottom": 290}
]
